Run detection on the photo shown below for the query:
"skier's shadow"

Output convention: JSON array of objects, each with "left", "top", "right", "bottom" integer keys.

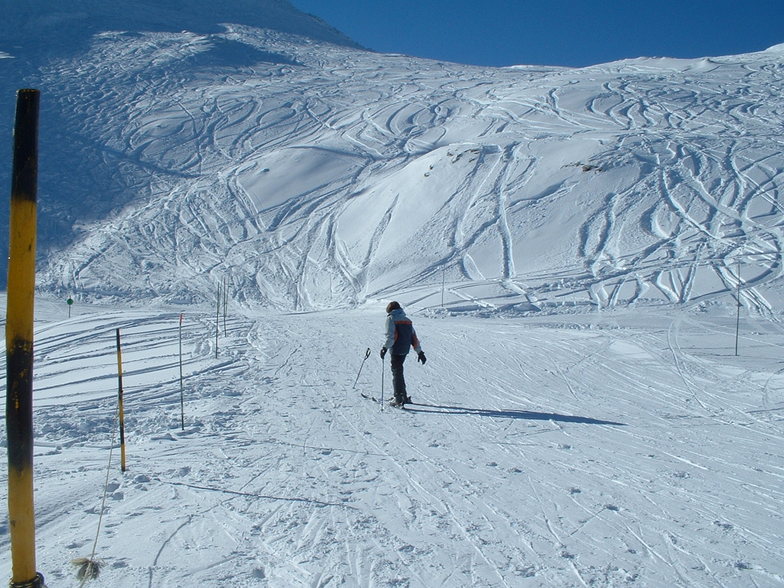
[{"left": 406, "top": 402, "right": 625, "bottom": 426}]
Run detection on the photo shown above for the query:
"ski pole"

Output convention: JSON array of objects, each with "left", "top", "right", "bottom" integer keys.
[
  {"left": 352, "top": 348, "right": 371, "bottom": 389},
  {"left": 380, "top": 354, "right": 385, "bottom": 411}
]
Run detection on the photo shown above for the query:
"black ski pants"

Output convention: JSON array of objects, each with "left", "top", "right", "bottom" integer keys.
[{"left": 390, "top": 353, "right": 408, "bottom": 402}]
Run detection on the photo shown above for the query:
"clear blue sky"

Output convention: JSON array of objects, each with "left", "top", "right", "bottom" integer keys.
[{"left": 289, "top": 0, "right": 783, "bottom": 67}]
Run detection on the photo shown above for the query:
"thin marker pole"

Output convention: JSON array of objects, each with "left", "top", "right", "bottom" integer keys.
[
  {"left": 179, "top": 313, "right": 185, "bottom": 430},
  {"left": 223, "top": 277, "right": 228, "bottom": 336},
  {"left": 441, "top": 268, "right": 445, "bottom": 307},
  {"left": 215, "top": 283, "right": 220, "bottom": 359},
  {"left": 116, "top": 329, "right": 127, "bottom": 472},
  {"left": 735, "top": 260, "right": 741, "bottom": 356}
]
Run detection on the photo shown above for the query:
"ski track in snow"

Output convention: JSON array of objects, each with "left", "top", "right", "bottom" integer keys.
[
  {"left": 1, "top": 302, "right": 783, "bottom": 586},
  {"left": 5, "top": 30, "right": 778, "bottom": 315}
]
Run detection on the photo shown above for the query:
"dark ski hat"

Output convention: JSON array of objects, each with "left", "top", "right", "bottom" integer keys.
[{"left": 386, "top": 301, "right": 401, "bottom": 313}]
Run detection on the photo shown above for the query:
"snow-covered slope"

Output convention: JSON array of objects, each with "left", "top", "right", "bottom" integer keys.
[
  {"left": 1, "top": 6, "right": 783, "bottom": 587},
  {"left": 1, "top": 3, "right": 783, "bottom": 315},
  {"left": 2, "top": 299, "right": 784, "bottom": 587}
]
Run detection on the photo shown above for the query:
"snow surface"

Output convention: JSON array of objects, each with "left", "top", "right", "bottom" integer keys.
[
  {"left": 1, "top": 0, "right": 784, "bottom": 586},
  {"left": 1, "top": 298, "right": 784, "bottom": 586}
]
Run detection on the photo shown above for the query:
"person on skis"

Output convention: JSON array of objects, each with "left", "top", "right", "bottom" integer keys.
[{"left": 380, "top": 301, "right": 426, "bottom": 407}]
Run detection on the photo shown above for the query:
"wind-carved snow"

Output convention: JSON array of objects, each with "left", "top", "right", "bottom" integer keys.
[{"left": 16, "top": 31, "right": 781, "bottom": 314}]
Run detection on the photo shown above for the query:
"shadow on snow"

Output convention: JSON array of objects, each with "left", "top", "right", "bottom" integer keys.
[{"left": 406, "top": 402, "right": 626, "bottom": 426}]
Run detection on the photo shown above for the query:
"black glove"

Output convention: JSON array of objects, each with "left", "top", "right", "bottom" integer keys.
[
  {"left": 417, "top": 351, "right": 427, "bottom": 365},
  {"left": 380, "top": 347, "right": 387, "bottom": 359}
]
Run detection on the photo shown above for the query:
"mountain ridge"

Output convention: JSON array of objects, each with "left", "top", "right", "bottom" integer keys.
[{"left": 0, "top": 0, "right": 360, "bottom": 56}]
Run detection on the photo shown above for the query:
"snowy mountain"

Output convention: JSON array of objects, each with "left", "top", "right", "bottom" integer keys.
[
  {"left": 1, "top": 4, "right": 784, "bottom": 588},
  {"left": 1, "top": 1, "right": 782, "bottom": 314},
  {"left": 0, "top": 0, "right": 359, "bottom": 56}
]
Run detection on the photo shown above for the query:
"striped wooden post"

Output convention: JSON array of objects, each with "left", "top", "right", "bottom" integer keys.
[{"left": 5, "top": 88, "right": 45, "bottom": 588}]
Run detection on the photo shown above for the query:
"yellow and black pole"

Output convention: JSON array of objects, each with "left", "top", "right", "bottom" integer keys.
[
  {"left": 5, "top": 89, "right": 45, "bottom": 587},
  {"left": 116, "top": 329, "right": 127, "bottom": 472}
]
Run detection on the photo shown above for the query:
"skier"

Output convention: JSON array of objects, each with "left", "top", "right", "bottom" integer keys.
[{"left": 380, "top": 301, "right": 426, "bottom": 407}]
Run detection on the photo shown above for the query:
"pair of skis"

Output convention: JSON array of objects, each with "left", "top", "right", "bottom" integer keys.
[
  {"left": 360, "top": 392, "right": 410, "bottom": 410},
  {"left": 354, "top": 347, "right": 408, "bottom": 410}
]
